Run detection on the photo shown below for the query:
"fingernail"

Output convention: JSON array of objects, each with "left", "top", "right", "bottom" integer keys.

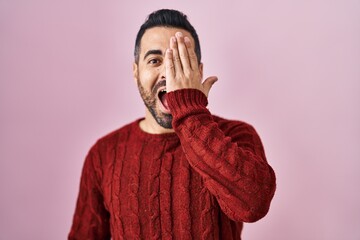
[
  {"left": 176, "top": 32, "right": 183, "bottom": 38},
  {"left": 171, "top": 36, "right": 176, "bottom": 43}
]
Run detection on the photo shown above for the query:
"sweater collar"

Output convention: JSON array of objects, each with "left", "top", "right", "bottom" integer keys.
[{"left": 132, "top": 118, "right": 179, "bottom": 142}]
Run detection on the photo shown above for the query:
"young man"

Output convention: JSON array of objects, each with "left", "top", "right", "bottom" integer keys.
[{"left": 69, "top": 9, "right": 276, "bottom": 240}]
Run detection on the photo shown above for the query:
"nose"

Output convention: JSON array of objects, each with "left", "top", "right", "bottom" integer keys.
[{"left": 159, "top": 63, "right": 166, "bottom": 80}]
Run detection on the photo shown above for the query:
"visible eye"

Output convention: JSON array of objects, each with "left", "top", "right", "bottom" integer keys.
[{"left": 148, "top": 58, "right": 161, "bottom": 65}]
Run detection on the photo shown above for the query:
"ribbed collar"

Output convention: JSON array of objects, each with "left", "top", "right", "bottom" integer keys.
[{"left": 131, "top": 118, "right": 180, "bottom": 142}]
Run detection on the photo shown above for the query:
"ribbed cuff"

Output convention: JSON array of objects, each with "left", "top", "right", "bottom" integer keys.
[{"left": 167, "top": 88, "right": 209, "bottom": 119}]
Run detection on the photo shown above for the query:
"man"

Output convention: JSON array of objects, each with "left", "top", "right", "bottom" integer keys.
[{"left": 69, "top": 9, "right": 276, "bottom": 240}]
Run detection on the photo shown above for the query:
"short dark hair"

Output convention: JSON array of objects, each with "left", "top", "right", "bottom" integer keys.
[{"left": 134, "top": 9, "right": 201, "bottom": 64}]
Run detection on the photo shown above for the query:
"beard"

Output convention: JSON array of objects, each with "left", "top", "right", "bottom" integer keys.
[{"left": 137, "top": 79, "right": 173, "bottom": 129}]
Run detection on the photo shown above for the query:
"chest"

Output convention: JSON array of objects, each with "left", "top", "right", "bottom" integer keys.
[
  {"left": 100, "top": 140, "right": 215, "bottom": 215},
  {"left": 98, "top": 139, "right": 220, "bottom": 239}
]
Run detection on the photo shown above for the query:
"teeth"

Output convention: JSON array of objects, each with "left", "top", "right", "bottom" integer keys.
[{"left": 160, "top": 89, "right": 167, "bottom": 93}]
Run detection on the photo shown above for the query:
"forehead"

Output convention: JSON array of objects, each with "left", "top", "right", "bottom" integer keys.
[{"left": 139, "top": 27, "right": 195, "bottom": 56}]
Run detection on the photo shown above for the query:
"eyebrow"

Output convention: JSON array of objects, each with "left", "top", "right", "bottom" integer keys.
[{"left": 143, "top": 49, "right": 163, "bottom": 60}]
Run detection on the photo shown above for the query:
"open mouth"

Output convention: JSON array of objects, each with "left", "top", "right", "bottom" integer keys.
[{"left": 158, "top": 89, "right": 170, "bottom": 112}]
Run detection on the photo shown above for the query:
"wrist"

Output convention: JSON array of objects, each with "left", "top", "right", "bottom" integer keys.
[{"left": 167, "top": 88, "right": 209, "bottom": 120}]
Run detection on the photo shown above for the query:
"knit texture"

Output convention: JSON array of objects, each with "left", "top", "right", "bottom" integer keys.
[{"left": 68, "top": 89, "right": 276, "bottom": 240}]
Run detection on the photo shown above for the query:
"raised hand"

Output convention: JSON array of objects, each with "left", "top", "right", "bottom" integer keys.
[{"left": 165, "top": 31, "right": 218, "bottom": 97}]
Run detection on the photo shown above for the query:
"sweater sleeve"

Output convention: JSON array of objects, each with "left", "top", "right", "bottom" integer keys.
[
  {"left": 167, "top": 89, "right": 276, "bottom": 223},
  {"left": 68, "top": 143, "right": 111, "bottom": 240}
]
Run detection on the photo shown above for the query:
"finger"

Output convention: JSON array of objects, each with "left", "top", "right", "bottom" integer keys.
[
  {"left": 202, "top": 76, "right": 218, "bottom": 96},
  {"left": 175, "top": 32, "right": 191, "bottom": 75},
  {"left": 165, "top": 48, "right": 175, "bottom": 81},
  {"left": 184, "top": 36, "right": 199, "bottom": 71},
  {"left": 170, "top": 36, "right": 183, "bottom": 75}
]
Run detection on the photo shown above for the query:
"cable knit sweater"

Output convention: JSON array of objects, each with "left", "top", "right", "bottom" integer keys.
[{"left": 68, "top": 89, "right": 276, "bottom": 240}]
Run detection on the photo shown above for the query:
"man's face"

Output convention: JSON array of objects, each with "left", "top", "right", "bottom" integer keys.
[{"left": 133, "top": 27, "right": 196, "bottom": 129}]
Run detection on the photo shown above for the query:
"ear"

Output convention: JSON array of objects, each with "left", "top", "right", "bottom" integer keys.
[
  {"left": 133, "top": 62, "right": 139, "bottom": 84},
  {"left": 199, "top": 63, "right": 204, "bottom": 80}
]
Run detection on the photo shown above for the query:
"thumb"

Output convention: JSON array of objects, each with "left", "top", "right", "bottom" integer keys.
[{"left": 202, "top": 76, "right": 218, "bottom": 96}]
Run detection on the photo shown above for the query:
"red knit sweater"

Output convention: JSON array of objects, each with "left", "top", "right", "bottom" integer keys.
[{"left": 68, "top": 89, "right": 276, "bottom": 240}]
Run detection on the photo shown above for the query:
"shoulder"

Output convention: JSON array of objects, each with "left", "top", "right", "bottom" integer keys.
[
  {"left": 213, "top": 115, "right": 266, "bottom": 157},
  {"left": 90, "top": 119, "right": 139, "bottom": 154},
  {"left": 212, "top": 115, "right": 258, "bottom": 135}
]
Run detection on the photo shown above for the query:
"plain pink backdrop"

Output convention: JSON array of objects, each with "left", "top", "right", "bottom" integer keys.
[{"left": 1, "top": 0, "right": 359, "bottom": 239}]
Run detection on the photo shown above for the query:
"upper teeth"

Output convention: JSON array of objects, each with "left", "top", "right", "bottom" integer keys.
[{"left": 161, "top": 89, "right": 167, "bottom": 93}]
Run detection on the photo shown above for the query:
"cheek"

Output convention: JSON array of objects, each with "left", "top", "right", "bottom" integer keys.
[{"left": 138, "top": 68, "right": 160, "bottom": 87}]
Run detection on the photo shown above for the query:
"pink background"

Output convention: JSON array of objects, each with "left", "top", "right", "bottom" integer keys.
[{"left": 1, "top": 0, "right": 359, "bottom": 239}]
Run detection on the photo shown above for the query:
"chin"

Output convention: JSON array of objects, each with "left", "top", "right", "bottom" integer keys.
[
  {"left": 148, "top": 106, "right": 173, "bottom": 129},
  {"left": 155, "top": 113, "right": 173, "bottom": 129}
]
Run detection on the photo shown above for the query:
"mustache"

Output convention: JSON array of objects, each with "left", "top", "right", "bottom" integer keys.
[{"left": 152, "top": 80, "right": 166, "bottom": 94}]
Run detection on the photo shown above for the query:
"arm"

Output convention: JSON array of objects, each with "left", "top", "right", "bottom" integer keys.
[
  {"left": 68, "top": 144, "right": 111, "bottom": 240},
  {"left": 167, "top": 89, "right": 276, "bottom": 223},
  {"left": 165, "top": 32, "right": 276, "bottom": 222}
]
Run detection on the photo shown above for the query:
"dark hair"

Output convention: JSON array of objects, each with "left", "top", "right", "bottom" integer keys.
[{"left": 134, "top": 9, "right": 201, "bottom": 64}]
